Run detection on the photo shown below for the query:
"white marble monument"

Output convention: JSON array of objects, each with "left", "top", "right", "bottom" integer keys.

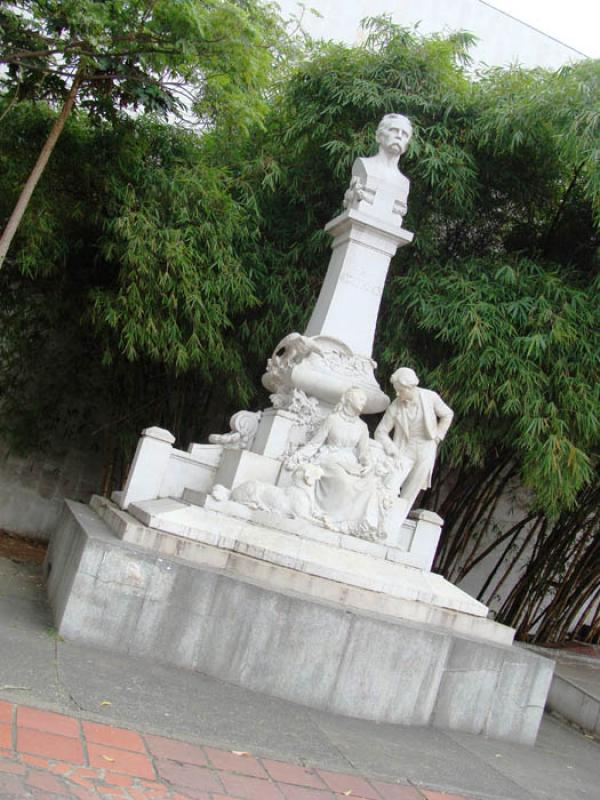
[
  {"left": 45, "top": 115, "right": 553, "bottom": 744},
  {"left": 265, "top": 114, "right": 414, "bottom": 415}
]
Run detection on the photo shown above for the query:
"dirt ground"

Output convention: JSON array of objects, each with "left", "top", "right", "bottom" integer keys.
[{"left": 0, "top": 529, "right": 47, "bottom": 564}]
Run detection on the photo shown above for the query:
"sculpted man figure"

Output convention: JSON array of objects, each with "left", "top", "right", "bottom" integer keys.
[
  {"left": 375, "top": 368, "right": 453, "bottom": 515},
  {"left": 343, "top": 113, "right": 412, "bottom": 225}
]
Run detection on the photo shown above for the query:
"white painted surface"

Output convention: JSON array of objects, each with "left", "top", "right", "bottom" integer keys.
[{"left": 278, "top": 0, "right": 586, "bottom": 69}]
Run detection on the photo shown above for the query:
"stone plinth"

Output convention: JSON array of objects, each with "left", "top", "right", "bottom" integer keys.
[
  {"left": 45, "top": 499, "right": 554, "bottom": 745},
  {"left": 119, "top": 427, "right": 175, "bottom": 510},
  {"left": 105, "top": 495, "right": 486, "bottom": 617},
  {"left": 305, "top": 208, "right": 413, "bottom": 356},
  {"left": 213, "top": 448, "right": 281, "bottom": 490}
]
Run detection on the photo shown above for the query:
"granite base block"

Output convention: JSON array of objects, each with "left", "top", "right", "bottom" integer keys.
[{"left": 45, "top": 500, "right": 553, "bottom": 745}]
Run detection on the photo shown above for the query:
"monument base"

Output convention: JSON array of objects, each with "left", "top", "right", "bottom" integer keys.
[{"left": 45, "top": 499, "right": 553, "bottom": 745}]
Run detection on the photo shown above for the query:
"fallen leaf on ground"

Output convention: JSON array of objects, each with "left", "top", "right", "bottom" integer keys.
[{"left": 99, "top": 700, "right": 112, "bottom": 706}]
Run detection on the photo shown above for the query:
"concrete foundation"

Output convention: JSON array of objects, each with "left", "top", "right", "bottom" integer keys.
[{"left": 45, "top": 500, "right": 553, "bottom": 745}]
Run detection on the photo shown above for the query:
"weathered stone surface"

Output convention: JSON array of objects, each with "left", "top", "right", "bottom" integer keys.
[
  {"left": 118, "top": 496, "right": 490, "bottom": 621},
  {"left": 46, "top": 501, "right": 552, "bottom": 744}
]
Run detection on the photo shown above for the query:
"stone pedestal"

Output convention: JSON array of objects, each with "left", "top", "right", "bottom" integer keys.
[
  {"left": 262, "top": 209, "right": 414, "bottom": 416},
  {"left": 305, "top": 208, "right": 413, "bottom": 356},
  {"left": 213, "top": 448, "right": 281, "bottom": 490},
  {"left": 45, "top": 498, "right": 554, "bottom": 745},
  {"left": 118, "top": 427, "right": 175, "bottom": 510},
  {"left": 251, "top": 408, "right": 297, "bottom": 459}
]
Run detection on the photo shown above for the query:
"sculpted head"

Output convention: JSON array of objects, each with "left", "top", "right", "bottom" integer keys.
[
  {"left": 376, "top": 114, "right": 412, "bottom": 157},
  {"left": 391, "top": 367, "right": 419, "bottom": 404},
  {"left": 339, "top": 387, "right": 368, "bottom": 417}
]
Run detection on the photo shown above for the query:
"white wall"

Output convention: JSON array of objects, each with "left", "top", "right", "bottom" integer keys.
[{"left": 279, "top": 0, "right": 586, "bottom": 69}]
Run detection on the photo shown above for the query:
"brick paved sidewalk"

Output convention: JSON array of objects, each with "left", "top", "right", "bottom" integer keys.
[{"left": 0, "top": 700, "right": 472, "bottom": 800}]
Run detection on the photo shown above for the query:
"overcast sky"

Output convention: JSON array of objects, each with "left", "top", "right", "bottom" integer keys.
[{"left": 487, "top": 0, "right": 600, "bottom": 57}]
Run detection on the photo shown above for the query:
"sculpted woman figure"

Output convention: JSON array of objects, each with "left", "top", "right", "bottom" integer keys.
[{"left": 287, "top": 387, "right": 380, "bottom": 534}]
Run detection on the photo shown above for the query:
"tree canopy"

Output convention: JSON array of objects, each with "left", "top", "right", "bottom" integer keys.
[
  {"left": 0, "top": 0, "right": 290, "bottom": 267},
  {"left": 0, "top": 0, "right": 286, "bottom": 127},
  {"left": 0, "top": 110, "right": 262, "bottom": 464}
]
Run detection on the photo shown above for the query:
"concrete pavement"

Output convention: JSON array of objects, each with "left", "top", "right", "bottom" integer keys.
[
  {"left": 532, "top": 645, "right": 600, "bottom": 738},
  {"left": 0, "top": 555, "right": 598, "bottom": 800}
]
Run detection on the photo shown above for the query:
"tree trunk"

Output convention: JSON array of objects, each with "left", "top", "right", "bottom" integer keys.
[{"left": 0, "top": 71, "right": 83, "bottom": 270}]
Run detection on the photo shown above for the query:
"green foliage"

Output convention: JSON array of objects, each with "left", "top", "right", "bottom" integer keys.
[
  {"left": 0, "top": 109, "right": 260, "bottom": 457},
  {"left": 390, "top": 258, "right": 598, "bottom": 514},
  {"left": 91, "top": 122, "right": 258, "bottom": 377},
  {"left": 471, "top": 59, "right": 600, "bottom": 227},
  {"left": 0, "top": 0, "right": 294, "bottom": 454},
  {"left": 0, "top": 0, "right": 289, "bottom": 130}
]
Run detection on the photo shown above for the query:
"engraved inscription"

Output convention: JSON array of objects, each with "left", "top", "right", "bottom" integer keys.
[{"left": 340, "top": 270, "right": 384, "bottom": 297}]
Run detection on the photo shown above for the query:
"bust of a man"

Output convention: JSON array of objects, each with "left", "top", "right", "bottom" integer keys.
[{"left": 343, "top": 113, "right": 412, "bottom": 226}]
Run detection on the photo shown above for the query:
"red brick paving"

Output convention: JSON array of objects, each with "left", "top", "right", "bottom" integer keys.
[
  {"left": 220, "top": 771, "right": 284, "bottom": 799},
  {"left": 145, "top": 735, "right": 207, "bottom": 767},
  {"left": 87, "top": 743, "right": 155, "bottom": 779},
  {"left": 18, "top": 727, "right": 85, "bottom": 763},
  {"left": 0, "top": 699, "right": 13, "bottom": 723},
  {"left": 372, "top": 781, "right": 423, "bottom": 800},
  {"left": 156, "top": 760, "right": 223, "bottom": 792},
  {"left": 26, "top": 768, "right": 72, "bottom": 794},
  {"left": 278, "top": 784, "right": 331, "bottom": 800},
  {"left": 18, "top": 707, "right": 80, "bottom": 738},
  {"left": 317, "top": 769, "right": 381, "bottom": 799},
  {"left": 262, "top": 759, "right": 326, "bottom": 790},
  {"left": 204, "top": 748, "right": 267, "bottom": 779},
  {"left": 0, "top": 721, "right": 12, "bottom": 749},
  {"left": 83, "top": 722, "right": 146, "bottom": 755},
  {"left": 0, "top": 700, "right": 475, "bottom": 799}
]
